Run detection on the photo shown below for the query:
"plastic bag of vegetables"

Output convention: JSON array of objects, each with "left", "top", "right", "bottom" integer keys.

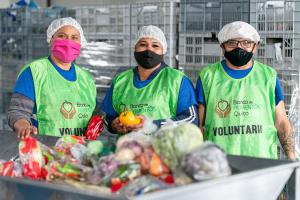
[
  {"left": 110, "top": 163, "right": 141, "bottom": 191},
  {"left": 115, "top": 132, "right": 151, "bottom": 164},
  {"left": 55, "top": 135, "right": 85, "bottom": 155},
  {"left": 153, "top": 123, "right": 203, "bottom": 171},
  {"left": 181, "top": 142, "right": 231, "bottom": 181},
  {"left": 86, "top": 155, "right": 119, "bottom": 186},
  {"left": 137, "top": 146, "right": 170, "bottom": 177},
  {"left": 115, "top": 133, "right": 171, "bottom": 177},
  {"left": 19, "top": 137, "right": 45, "bottom": 180},
  {"left": 0, "top": 160, "right": 15, "bottom": 177},
  {"left": 116, "top": 132, "right": 152, "bottom": 151}
]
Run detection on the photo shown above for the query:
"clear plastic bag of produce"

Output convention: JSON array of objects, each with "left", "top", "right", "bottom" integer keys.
[
  {"left": 115, "top": 132, "right": 151, "bottom": 163},
  {"left": 70, "top": 143, "right": 87, "bottom": 163},
  {"left": 19, "top": 137, "right": 45, "bottom": 180},
  {"left": 105, "top": 162, "right": 142, "bottom": 192},
  {"left": 86, "top": 155, "right": 119, "bottom": 186},
  {"left": 55, "top": 135, "right": 85, "bottom": 155},
  {"left": 181, "top": 141, "right": 231, "bottom": 181},
  {"left": 110, "top": 163, "right": 141, "bottom": 187},
  {"left": 115, "top": 133, "right": 171, "bottom": 177},
  {"left": 119, "top": 175, "right": 169, "bottom": 198},
  {"left": 0, "top": 158, "right": 24, "bottom": 178},
  {"left": 116, "top": 132, "right": 152, "bottom": 150},
  {"left": 40, "top": 143, "right": 58, "bottom": 164},
  {"left": 54, "top": 135, "right": 87, "bottom": 163},
  {"left": 137, "top": 146, "right": 170, "bottom": 177},
  {"left": 46, "top": 160, "right": 84, "bottom": 181},
  {"left": 81, "top": 140, "right": 105, "bottom": 165},
  {"left": 153, "top": 122, "right": 203, "bottom": 171}
]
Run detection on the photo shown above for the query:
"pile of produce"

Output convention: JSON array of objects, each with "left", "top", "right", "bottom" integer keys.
[{"left": 0, "top": 123, "right": 231, "bottom": 198}]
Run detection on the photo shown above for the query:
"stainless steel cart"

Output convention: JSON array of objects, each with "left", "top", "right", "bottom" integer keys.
[{"left": 0, "top": 131, "right": 299, "bottom": 200}]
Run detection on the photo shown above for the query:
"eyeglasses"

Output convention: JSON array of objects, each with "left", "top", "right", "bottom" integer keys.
[{"left": 223, "top": 40, "right": 254, "bottom": 48}]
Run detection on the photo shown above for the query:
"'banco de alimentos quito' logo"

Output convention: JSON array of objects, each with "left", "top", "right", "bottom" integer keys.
[
  {"left": 215, "top": 99, "right": 231, "bottom": 118},
  {"left": 60, "top": 101, "right": 76, "bottom": 119}
]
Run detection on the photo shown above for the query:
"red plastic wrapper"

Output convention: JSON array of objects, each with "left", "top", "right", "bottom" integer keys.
[
  {"left": 0, "top": 161, "right": 14, "bottom": 176},
  {"left": 19, "top": 137, "right": 44, "bottom": 180},
  {"left": 85, "top": 115, "right": 104, "bottom": 140}
]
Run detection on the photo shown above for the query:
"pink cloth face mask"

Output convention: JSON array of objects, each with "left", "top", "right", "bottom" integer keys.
[{"left": 51, "top": 39, "right": 81, "bottom": 63}]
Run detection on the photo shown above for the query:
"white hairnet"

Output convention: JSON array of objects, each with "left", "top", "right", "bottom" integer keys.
[
  {"left": 47, "top": 17, "right": 87, "bottom": 47},
  {"left": 217, "top": 21, "right": 260, "bottom": 44},
  {"left": 134, "top": 25, "right": 167, "bottom": 54}
]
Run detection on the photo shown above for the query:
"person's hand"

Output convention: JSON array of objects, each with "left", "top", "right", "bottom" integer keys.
[
  {"left": 126, "top": 115, "right": 145, "bottom": 132},
  {"left": 16, "top": 125, "right": 38, "bottom": 139},
  {"left": 111, "top": 117, "right": 129, "bottom": 134},
  {"left": 14, "top": 119, "right": 38, "bottom": 139},
  {"left": 287, "top": 151, "right": 298, "bottom": 162},
  {"left": 200, "top": 126, "right": 205, "bottom": 135},
  {"left": 111, "top": 115, "right": 145, "bottom": 134}
]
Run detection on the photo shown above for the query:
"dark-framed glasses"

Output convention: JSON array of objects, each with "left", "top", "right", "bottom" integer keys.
[{"left": 224, "top": 40, "right": 254, "bottom": 48}]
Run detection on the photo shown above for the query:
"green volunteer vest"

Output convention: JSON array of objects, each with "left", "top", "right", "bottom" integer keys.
[
  {"left": 199, "top": 60, "right": 277, "bottom": 159},
  {"left": 112, "top": 67, "right": 184, "bottom": 120},
  {"left": 21, "top": 57, "right": 96, "bottom": 137}
]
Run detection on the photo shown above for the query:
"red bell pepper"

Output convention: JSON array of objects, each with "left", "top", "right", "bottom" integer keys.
[{"left": 85, "top": 115, "right": 104, "bottom": 140}]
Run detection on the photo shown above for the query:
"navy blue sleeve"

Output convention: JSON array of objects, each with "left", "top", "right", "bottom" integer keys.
[
  {"left": 275, "top": 76, "right": 284, "bottom": 105},
  {"left": 100, "top": 83, "right": 118, "bottom": 117},
  {"left": 14, "top": 67, "right": 35, "bottom": 101},
  {"left": 105, "top": 114, "right": 116, "bottom": 133},
  {"left": 195, "top": 78, "right": 206, "bottom": 106},
  {"left": 153, "top": 105, "right": 199, "bottom": 128}
]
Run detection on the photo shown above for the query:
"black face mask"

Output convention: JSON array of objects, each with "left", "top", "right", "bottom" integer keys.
[
  {"left": 134, "top": 50, "right": 163, "bottom": 69},
  {"left": 224, "top": 47, "right": 253, "bottom": 67}
]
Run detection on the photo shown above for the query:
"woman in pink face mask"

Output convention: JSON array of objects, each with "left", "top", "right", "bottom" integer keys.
[{"left": 7, "top": 17, "right": 102, "bottom": 139}]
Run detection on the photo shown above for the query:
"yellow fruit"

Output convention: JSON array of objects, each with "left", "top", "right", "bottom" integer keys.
[{"left": 119, "top": 110, "right": 141, "bottom": 126}]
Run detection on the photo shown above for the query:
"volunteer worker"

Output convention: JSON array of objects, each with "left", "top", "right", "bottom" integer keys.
[
  {"left": 196, "top": 21, "right": 296, "bottom": 160},
  {"left": 101, "top": 25, "right": 198, "bottom": 134},
  {"left": 8, "top": 17, "right": 97, "bottom": 139}
]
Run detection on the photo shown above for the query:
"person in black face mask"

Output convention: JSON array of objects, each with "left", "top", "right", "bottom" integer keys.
[
  {"left": 196, "top": 21, "right": 296, "bottom": 161},
  {"left": 101, "top": 25, "right": 198, "bottom": 134}
]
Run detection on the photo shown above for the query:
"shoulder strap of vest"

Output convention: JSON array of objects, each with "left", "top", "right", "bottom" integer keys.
[
  {"left": 18, "top": 57, "right": 49, "bottom": 78},
  {"left": 113, "top": 69, "right": 133, "bottom": 85}
]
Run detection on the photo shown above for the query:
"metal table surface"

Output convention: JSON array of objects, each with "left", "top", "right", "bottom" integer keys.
[{"left": 0, "top": 130, "right": 299, "bottom": 200}]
